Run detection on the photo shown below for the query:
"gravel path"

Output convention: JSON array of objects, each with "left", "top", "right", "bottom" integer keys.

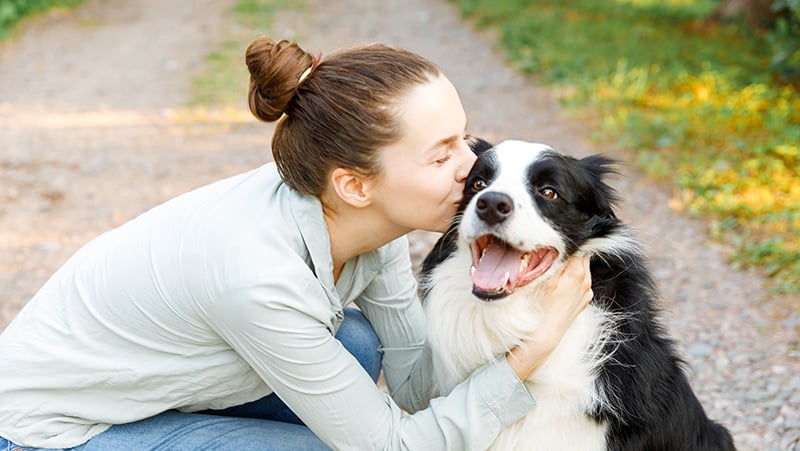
[{"left": 1, "top": 0, "right": 797, "bottom": 449}]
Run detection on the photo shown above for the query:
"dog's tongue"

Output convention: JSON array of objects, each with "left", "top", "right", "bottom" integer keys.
[{"left": 472, "top": 244, "right": 523, "bottom": 292}]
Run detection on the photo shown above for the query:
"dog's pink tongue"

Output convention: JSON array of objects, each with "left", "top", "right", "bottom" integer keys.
[{"left": 472, "top": 245, "right": 523, "bottom": 291}]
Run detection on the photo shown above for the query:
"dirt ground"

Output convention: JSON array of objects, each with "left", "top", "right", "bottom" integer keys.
[{"left": 0, "top": 0, "right": 798, "bottom": 449}]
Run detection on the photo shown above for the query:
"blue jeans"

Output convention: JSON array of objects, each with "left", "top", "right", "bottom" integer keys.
[{"left": 0, "top": 308, "right": 382, "bottom": 451}]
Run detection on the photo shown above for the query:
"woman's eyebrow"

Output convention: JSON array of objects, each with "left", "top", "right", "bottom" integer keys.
[
  {"left": 426, "top": 121, "right": 470, "bottom": 153},
  {"left": 428, "top": 135, "right": 459, "bottom": 151}
]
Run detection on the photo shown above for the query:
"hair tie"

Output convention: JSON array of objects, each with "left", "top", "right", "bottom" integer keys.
[
  {"left": 298, "top": 66, "right": 313, "bottom": 84},
  {"left": 298, "top": 51, "right": 323, "bottom": 86}
]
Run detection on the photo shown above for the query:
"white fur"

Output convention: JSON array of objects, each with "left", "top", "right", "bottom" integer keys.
[
  {"left": 423, "top": 142, "right": 639, "bottom": 450},
  {"left": 424, "top": 244, "right": 619, "bottom": 450},
  {"left": 461, "top": 142, "right": 567, "bottom": 266}
]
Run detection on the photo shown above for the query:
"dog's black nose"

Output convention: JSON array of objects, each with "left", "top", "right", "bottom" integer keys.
[{"left": 475, "top": 192, "right": 514, "bottom": 225}]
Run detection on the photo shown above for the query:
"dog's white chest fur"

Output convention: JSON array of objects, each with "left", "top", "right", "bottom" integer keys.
[{"left": 425, "top": 252, "right": 610, "bottom": 450}]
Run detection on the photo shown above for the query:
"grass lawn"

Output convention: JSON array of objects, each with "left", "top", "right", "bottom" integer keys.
[
  {"left": 0, "top": 0, "right": 84, "bottom": 39},
  {"left": 449, "top": 0, "right": 800, "bottom": 295}
]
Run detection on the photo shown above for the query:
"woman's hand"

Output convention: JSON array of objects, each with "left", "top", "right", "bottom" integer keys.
[{"left": 505, "top": 255, "right": 594, "bottom": 381}]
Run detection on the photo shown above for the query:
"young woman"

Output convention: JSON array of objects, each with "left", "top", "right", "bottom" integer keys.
[{"left": 0, "top": 37, "right": 593, "bottom": 450}]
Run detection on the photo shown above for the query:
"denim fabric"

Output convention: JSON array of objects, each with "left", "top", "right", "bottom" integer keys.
[
  {"left": 1, "top": 307, "right": 381, "bottom": 451},
  {"left": 1, "top": 436, "right": 30, "bottom": 451}
]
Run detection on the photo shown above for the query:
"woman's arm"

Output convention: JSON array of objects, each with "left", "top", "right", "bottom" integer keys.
[
  {"left": 209, "top": 280, "right": 531, "bottom": 450},
  {"left": 208, "top": 245, "right": 591, "bottom": 450},
  {"left": 359, "top": 240, "right": 593, "bottom": 405},
  {"left": 355, "top": 239, "right": 435, "bottom": 413}
]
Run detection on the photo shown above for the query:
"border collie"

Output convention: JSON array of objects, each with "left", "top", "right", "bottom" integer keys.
[{"left": 421, "top": 139, "right": 735, "bottom": 450}]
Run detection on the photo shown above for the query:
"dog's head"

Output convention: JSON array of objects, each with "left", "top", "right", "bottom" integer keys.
[{"left": 452, "top": 139, "right": 620, "bottom": 301}]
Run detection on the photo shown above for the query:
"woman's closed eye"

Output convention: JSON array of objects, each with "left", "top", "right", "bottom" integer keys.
[{"left": 434, "top": 152, "right": 452, "bottom": 165}]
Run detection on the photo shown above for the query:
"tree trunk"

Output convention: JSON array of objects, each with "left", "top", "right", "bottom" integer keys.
[{"left": 708, "top": 0, "right": 781, "bottom": 27}]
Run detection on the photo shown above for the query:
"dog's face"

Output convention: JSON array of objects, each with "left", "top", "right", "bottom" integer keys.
[{"left": 456, "top": 140, "right": 618, "bottom": 301}]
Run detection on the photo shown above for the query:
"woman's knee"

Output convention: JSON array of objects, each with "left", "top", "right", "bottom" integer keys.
[{"left": 335, "top": 307, "right": 382, "bottom": 381}]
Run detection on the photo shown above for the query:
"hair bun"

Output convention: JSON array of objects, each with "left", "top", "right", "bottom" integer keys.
[{"left": 245, "top": 37, "right": 316, "bottom": 122}]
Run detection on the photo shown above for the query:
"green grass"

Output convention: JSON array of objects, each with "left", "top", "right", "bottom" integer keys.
[
  {"left": 0, "top": 0, "right": 84, "bottom": 39},
  {"left": 450, "top": 0, "right": 800, "bottom": 295},
  {"left": 188, "top": 0, "right": 303, "bottom": 108}
]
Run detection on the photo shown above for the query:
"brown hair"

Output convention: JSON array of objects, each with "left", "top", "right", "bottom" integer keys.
[{"left": 245, "top": 37, "right": 441, "bottom": 197}]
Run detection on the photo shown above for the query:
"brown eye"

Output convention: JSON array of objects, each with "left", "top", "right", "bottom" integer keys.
[
  {"left": 472, "top": 179, "right": 487, "bottom": 191},
  {"left": 540, "top": 187, "right": 558, "bottom": 200}
]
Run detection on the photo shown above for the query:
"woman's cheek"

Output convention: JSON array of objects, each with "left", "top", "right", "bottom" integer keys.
[{"left": 443, "top": 203, "right": 459, "bottom": 223}]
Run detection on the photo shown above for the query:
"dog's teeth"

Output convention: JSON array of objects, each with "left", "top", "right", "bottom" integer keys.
[
  {"left": 519, "top": 254, "right": 530, "bottom": 271},
  {"left": 470, "top": 265, "right": 476, "bottom": 276},
  {"left": 501, "top": 272, "right": 509, "bottom": 287}
]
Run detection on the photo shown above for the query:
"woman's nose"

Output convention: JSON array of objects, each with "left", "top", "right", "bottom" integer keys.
[{"left": 456, "top": 143, "right": 477, "bottom": 182}]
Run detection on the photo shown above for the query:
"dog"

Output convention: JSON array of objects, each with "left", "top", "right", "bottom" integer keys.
[{"left": 420, "top": 139, "right": 735, "bottom": 450}]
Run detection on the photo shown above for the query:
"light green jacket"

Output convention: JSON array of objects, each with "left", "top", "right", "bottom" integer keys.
[{"left": 0, "top": 163, "right": 534, "bottom": 450}]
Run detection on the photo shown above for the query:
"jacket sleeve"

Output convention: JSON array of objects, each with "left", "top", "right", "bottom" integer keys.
[
  {"left": 354, "top": 237, "right": 435, "bottom": 413},
  {"left": 355, "top": 237, "right": 537, "bottom": 450},
  {"left": 208, "top": 247, "right": 535, "bottom": 451}
]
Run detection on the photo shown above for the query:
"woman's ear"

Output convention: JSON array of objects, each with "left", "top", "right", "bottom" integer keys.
[{"left": 329, "top": 167, "right": 372, "bottom": 208}]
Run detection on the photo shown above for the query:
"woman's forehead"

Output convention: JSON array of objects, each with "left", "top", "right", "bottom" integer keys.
[{"left": 395, "top": 75, "right": 467, "bottom": 149}]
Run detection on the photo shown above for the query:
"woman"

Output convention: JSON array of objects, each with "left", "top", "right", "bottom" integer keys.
[{"left": 0, "top": 37, "right": 593, "bottom": 450}]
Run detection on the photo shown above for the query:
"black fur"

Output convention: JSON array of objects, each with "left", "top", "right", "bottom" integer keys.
[{"left": 422, "top": 139, "right": 735, "bottom": 450}]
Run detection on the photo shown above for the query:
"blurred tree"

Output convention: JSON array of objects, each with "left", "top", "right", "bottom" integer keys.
[
  {"left": 709, "top": 0, "right": 799, "bottom": 84},
  {"left": 709, "top": 0, "right": 783, "bottom": 26}
]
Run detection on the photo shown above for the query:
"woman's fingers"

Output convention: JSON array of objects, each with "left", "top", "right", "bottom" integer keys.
[
  {"left": 506, "top": 255, "right": 595, "bottom": 379},
  {"left": 536, "top": 255, "right": 594, "bottom": 334},
  {"left": 563, "top": 255, "right": 593, "bottom": 300},
  {"left": 580, "top": 256, "right": 594, "bottom": 308},
  {"left": 543, "top": 256, "right": 591, "bottom": 299}
]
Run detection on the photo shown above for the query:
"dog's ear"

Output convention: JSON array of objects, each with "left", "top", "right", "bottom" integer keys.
[
  {"left": 467, "top": 136, "right": 493, "bottom": 156},
  {"left": 579, "top": 154, "right": 621, "bottom": 219}
]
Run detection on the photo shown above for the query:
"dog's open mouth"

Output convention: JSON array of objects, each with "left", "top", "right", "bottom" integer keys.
[{"left": 470, "top": 235, "right": 558, "bottom": 300}]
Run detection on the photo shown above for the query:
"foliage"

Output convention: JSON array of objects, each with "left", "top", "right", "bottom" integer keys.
[
  {"left": 769, "top": 0, "right": 800, "bottom": 83},
  {"left": 450, "top": 0, "right": 800, "bottom": 294},
  {"left": 0, "top": 0, "right": 83, "bottom": 39}
]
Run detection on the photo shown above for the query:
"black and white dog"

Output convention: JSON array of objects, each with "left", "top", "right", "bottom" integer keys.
[{"left": 421, "top": 139, "right": 735, "bottom": 450}]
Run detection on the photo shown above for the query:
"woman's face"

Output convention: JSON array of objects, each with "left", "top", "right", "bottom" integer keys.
[{"left": 370, "top": 74, "right": 476, "bottom": 234}]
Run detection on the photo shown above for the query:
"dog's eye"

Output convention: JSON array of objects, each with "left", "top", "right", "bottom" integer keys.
[
  {"left": 539, "top": 187, "right": 558, "bottom": 200},
  {"left": 472, "top": 179, "right": 487, "bottom": 191}
]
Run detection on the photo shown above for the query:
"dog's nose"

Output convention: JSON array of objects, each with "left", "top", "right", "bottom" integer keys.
[{"left": 475, "top": 192, "right": 514, "bottom": 225}]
